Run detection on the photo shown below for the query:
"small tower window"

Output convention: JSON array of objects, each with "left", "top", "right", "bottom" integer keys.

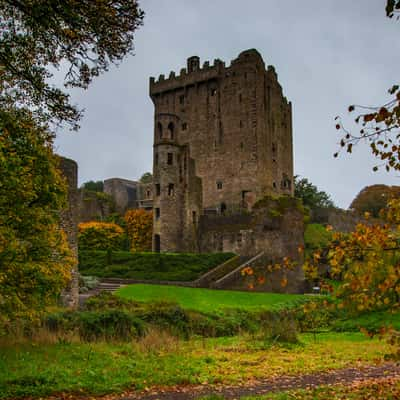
[
  {"left": 239, "top": 120, "right": 243, "bottom": 128},
  {"left": 167, "top": 153, "right": 173, "bottom": 165},
  {"left": 167, "top": 122, "right": 174, "bottom": 140},
  {"left": 168, "top": 183, "right": 174, "bottom": 196},
  {"left": 146, "top": 189, "right": 151, "bottom": 198},
  {"left": 220, "top": 202, "right": 227, "bottom": 214},
  {"left": 211, "top": 88, "right": 217, "bottom": 96},
  {"left": 239, "top": 93, "right": 242, "bottom": 103},
  {"left": 179, "top": 95, "right": 185, "bottom": 104},
  {"left": 155, "top": 208, "right": 160, "bottom": 219},
  {"left": 182, "top": 123, "right": 187, "bottom": 131},
  {"left": 217, "top": 181, "right": 223, "bottom": 190},
  {"left": 155, "top": 184, "right": 161, "bottom": 196},
  {"left": 155, "top": 153, "right": 159, "bottom": 165},
  {"left": 192, "top": 211, "right": 197, "bottom": 225},
  {"left": 273, "top": 182, "right": 277, "bottom": 189}
]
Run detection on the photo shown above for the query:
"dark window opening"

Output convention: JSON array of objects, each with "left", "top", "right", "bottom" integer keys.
[
  {"left": 211, "top": 88, "right": 217, "bottom": 96},
  {"left": 272, "top": 142, "right": 277, "bottom": 154},
  {"left": 157, "top": 122, "right": 163, "bottom": 139},
  {"left": 239, "top": 93, "right": 242, "bottom": 103},
  {"left": 273, "top": 159, "right": 276, "bottom": 163},
  {"left": 154, "top": 234, "right": 160, "bottom": 253},
  {"left": 167, "top": 122, "right": 174, "bottom": 140},
  {"left": 220, "top": 202, "right": 227, "bottom": 214},
  {"left": 273, "top": 182, "right": 277, "bottom": 189},
  {"left": 217, "top": 181, "right": 223, "bottom": 190},
  {"left": 167, "top": 153, "right": 173, "bottom": 165},
  {"left": 179, "top": 95, "right": 185, "bottom": 104},
  {"left": 155, "top": 208, "right": 160, "bottom": 219},
  {"left": 168, "top": 183, "right": 174, "bottom": 196},
  {"left": 146, "top": 189, "right": 151, "bottom": 198},
  {"left": 192, "top": 211, "right": 197, "bottom": 225},
  {"left": 182, "top": 123, "right": 187, "bottom": 131},
  {"left": 155, "top": 153, "right": 159, "bottom": 165},
  {"left": 155, "top": 184, "right": 161, "bottom": 196},
  {"left": 239, "top": 120, "right": 243, "bottom": 128}
]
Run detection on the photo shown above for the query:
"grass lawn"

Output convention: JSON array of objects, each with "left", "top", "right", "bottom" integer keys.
[
  {"left": 79, "top": 250, "right": 235, "bottom": 281},
  {"left": 116, "top": 284, "right": 307, "bottom": 313},
  {"left": 0, "top": 332, "right": 392, "bottom": 399}
]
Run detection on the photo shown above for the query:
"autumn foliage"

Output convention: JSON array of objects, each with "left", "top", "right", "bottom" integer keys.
[
  {"left": 124, "top": 209, "right": 153, "bottom": 252},
  {"left": 78, "top": 221, "right": 125, "bottom": 251},
  {"left": 0, "top": 109, "right": 74, "bottom": 326}
]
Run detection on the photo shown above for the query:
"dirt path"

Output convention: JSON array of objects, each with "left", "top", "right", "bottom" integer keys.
[{"left": 120, "top": 363, "right": 400, "bottom": 400}]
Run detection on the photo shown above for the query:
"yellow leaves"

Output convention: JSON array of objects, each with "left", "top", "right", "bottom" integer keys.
[
  {"left": 280, "top": 277, "right": 288, "bottom": 288},
  {"left": 124, "top": 209, "right": 153, "bottom": 252}
]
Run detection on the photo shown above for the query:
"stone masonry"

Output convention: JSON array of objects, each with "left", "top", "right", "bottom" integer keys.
[{"left": 150, "top": 49, "right": 294, "bottom": 253}]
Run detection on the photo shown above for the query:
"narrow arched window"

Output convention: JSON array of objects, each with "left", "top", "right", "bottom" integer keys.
[
  {"left": 157, "top": 122, "right": 163, "bottom": 139},
  {"left": 168, "top": 122, "right": 174, "bottom": 140}
]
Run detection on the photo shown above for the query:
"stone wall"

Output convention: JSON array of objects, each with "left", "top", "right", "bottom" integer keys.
[
  {"left": 59, "top": 157, "right": 79, "bottom": 309},
  {"left": 199, "top": 196, "right": 305, "bottom": 293},
  {"left": 78, "top": 189, "right": 113, "bottom": 222}
]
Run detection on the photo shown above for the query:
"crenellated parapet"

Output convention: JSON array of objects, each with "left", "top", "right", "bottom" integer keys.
[{"left": 150, "top": 57, "right": 226, "bottom": 96}]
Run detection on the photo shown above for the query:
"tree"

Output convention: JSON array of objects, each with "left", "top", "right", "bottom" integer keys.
[
  {"left": 139, "top": 172, "right": 153, "bottom": 184},
  {"left": 0, "top": 108, "right": 74, "bottom": 326},
  {"left": 335, "top": 1, "right": 400, "bottom": 172},
  {"left": 81, "top": 180, "right": 104, "bottom": 192},
  {"left": 350, "top": 184, "right": 400, "bottom": 218},
  {"left": 124, "top": 209, "right": 153, "bottom": 252},
  {"left": 78, "top": 221, "right": 125, "bottom": 251},
  {"left": 0, "top": 0, "right": 144, "bottom": 129},
  {"left": 294, "top": 176, "right": 335, "bottom": 210}
]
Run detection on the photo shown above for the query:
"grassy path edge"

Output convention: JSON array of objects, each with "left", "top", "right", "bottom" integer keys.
[{"left": 117, "top": 363, "right": 400, "bottom": 400}]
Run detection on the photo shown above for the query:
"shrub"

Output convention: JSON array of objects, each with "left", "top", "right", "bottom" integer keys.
[
  {"left": 124, "top": 209, "right": 153, "bottom": 252},
  {"left": 78, "top": 221, "right": 125, "bottom": 251}
]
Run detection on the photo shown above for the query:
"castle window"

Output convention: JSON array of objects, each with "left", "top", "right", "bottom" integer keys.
[
  {"left": 239, "top": 120, "right": 243, "bottom": 128},
  {"left": 239, "top": 93, "right": 242, "bottom": 103},
  {"left": 154, "top": 234, "right": 160, "bottom": 253},
  {"left": 182, "top": 123, "right": 187, "bottom": 131},
  {"left": 272, "top": 142, "right": 277, "bottom": 154},
  {"left": 168, "top": 183, "right": 174, "bottom": 196},
  {"left": 167, "top": 153, "right": 173, "bottom": 165},
  {"left": 167, "top": 122, "right": 174, "bottom": 140},
  {"left": 192, "top": 211, "right": 197, "bottom": 225},
  {"left": 155, "top": 184, "right": 161, "bottom": 196},
  {"left": 155, "top": 208, "right": 160, "bottom": 219},
  {"left": 217, "top": 181, "right": 223, "bottom": 190},
  {"left": 157, "top": 122, "right": 163, "bottom": 139},
  {"left": 220, "top": 202, "right": 227, "bottom": 214},
  {"left": 211, "top": 88, "right": 217, "bottom": 96},
  {"left": 273, "top": 182, "right": 277, "bottom": 189},
  {"left": 155, "top": 153, "right": 159, "bottom": 165},
  {"left": 179, "top": 95, "right": 185, "bottom": 104},
  {"left": 146, "top": 189, "right": 151, "bottom": 198}
]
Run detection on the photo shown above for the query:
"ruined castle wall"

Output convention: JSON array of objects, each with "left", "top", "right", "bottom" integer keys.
[
  {"left": 104, "top": 178, "right": 138, "bottom": 214},
  {"left": 59, "top": 157, "right": 79, "bottom": 309},
  {"left": 199, "top": 197, "right": 305, "bottom": 293}
]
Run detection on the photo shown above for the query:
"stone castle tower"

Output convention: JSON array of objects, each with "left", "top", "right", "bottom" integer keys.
[{"left": 150, "top": 49, "right": 293, "bottom": 252}]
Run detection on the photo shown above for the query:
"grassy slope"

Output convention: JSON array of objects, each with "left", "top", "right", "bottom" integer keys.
[
  {"left": 0, "top": 332, "right": 392, "bottom": 399},
  {"left": 79, "top": 251, "right": 235, "bottom": 281},
  {"left": 116, "top": 284, "right": 307, "bottom": 313}
]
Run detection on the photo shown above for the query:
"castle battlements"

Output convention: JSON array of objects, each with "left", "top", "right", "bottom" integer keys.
[{"left": 149, "top": 49, "right": 278, "bottom": 97}]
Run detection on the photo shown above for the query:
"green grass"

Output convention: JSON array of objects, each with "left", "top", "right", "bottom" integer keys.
[
  {"left": 0, "top": 332, "right": 392, "bottom": 399},
  {"left": 116, "top": 284, "right": 307, "bottom": 313},
  {"left": 79, "top": 250, "right": 235, "bottom": 281}
]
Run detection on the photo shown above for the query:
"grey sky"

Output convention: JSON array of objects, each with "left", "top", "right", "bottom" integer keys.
[{"left": 55, "top": 0, "right": 400, "bottom": 209}]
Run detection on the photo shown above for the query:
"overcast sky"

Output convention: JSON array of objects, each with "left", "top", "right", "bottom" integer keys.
[{"left": 55, "top": 0, "right": 400, "bottom": 209}]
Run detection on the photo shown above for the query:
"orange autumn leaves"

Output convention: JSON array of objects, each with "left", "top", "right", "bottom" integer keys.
[{"left": 124, "top": 209, "right": 153, "bottom": 252}]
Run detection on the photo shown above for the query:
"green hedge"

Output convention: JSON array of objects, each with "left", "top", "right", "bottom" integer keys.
[{"left": 79, "top": 250, "right": 235, "bottom": 281}]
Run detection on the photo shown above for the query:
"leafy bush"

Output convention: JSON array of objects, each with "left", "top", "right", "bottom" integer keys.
[
  {"left": 44, "top": 309, "right": 145, "bottom": 341},
  {"left": 124, "top": 209, "right": 153, "bottom": 252},
  {"left": 78, "top": 221, "right": 125, "bottom": 251},
  {"left": 79, "top": 250, "right": 235, "bottom": 281}
]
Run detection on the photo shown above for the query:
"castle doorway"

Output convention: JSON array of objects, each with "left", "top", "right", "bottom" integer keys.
[{"left": 154, "top": 234, "right": 161, "bottom": 253}]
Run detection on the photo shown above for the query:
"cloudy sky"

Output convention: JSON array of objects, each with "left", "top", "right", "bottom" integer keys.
[{"left": 55, "top": 0, "right": 400, "bottom": 209}]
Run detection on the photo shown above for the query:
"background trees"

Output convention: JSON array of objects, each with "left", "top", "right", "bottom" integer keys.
[{"left": 294, "top": 176, "right": 335, "bottom": 210}]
